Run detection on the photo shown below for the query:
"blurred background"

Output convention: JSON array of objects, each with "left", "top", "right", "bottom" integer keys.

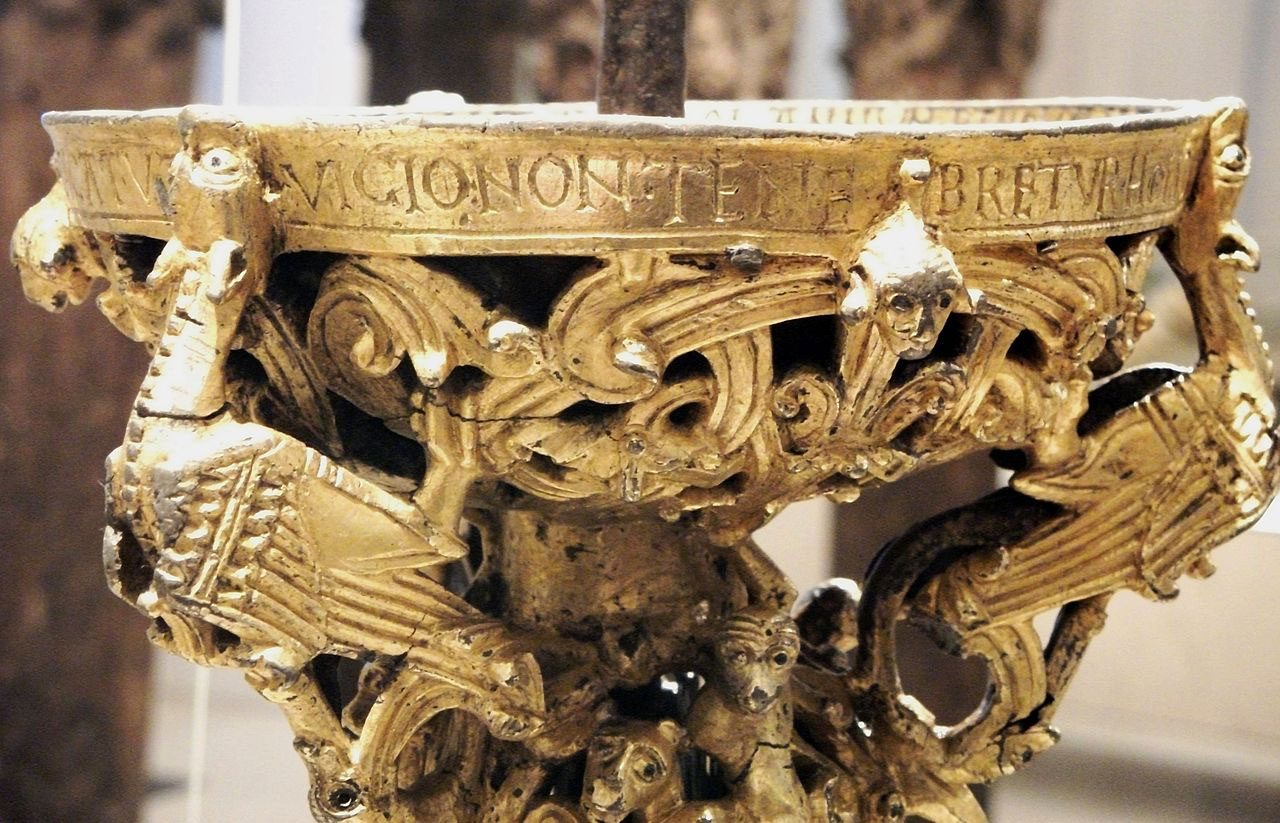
[{"left": 1, "top": 1, "right": 1278, "bottom": 821}]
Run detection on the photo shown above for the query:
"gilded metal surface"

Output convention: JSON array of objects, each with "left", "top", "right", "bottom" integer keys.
[{"left": 11, "top": 98, "right": 1277, "bottom": 822}]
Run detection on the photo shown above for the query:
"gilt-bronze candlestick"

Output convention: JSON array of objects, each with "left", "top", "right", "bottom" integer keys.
[{"left": 10, "top": 90, "right": 1276, "bottom": 821}]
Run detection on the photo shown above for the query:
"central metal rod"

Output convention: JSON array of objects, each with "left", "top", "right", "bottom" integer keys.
[{"left": 598, "top": 0, "right": 688, "bottom": 117}]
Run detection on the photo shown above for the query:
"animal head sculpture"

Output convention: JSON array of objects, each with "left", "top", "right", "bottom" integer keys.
[
  {"left": 715, "top": 606, "right": 801, "bottom": 713},
  {"left": 581, "top": 719, "right": 685, "bottom": 823}
]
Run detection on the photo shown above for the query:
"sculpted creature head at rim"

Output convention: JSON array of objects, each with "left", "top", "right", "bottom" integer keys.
[{"left": 842, "top": 159, "right": 971, "bottom": 361}]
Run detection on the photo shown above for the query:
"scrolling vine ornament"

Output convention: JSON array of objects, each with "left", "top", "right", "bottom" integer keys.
[{"left": 11, "top": 97, "right": 1277, "bottom": 821}]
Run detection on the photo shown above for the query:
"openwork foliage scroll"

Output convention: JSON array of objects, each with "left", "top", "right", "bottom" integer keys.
[{"left": 12, "top": 99, "right": 1276, "bottom": 821}]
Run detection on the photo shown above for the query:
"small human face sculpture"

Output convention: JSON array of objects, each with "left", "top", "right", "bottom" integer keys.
[
  {"left": 843, "top": 205, "right": 968, "bottom": 361},
  {"left": 874, "top": 263, "right": 965, "bottom": 361}
]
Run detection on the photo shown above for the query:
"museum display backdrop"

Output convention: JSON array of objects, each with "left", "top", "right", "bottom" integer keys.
[{"left": 10, "top": 92, "right": 1277, "bottom": 822}]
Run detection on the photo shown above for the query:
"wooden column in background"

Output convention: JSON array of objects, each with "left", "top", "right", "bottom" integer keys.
[
  {"left": 363, "top": 0, "right": 799, "bottom": 106},
  {"left": 0, "top": 2, "right": 207, "bottom": 821},
  {"left": 845, "top": 0, "right": 1044, "bottom": 98}
]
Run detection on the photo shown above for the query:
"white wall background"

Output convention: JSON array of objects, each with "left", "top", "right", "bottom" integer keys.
[{"left": 1028, "top": 0, "right": 1280, "bottom": 334}]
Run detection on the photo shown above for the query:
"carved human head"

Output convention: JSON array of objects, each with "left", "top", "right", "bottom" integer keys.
[{"left": 842, "top": 204, "right": 968, "bottom": 361}]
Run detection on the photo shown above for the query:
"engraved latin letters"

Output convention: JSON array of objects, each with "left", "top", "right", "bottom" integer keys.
[
  {"left": 527, "top": 155, "right": 573, "bottom": 209},
  {"left": 474, "top": 157, "right": 521, "bottom": 215},
  {"left": 927, "top": 150, "right": 1194, "bottom": 230},
  {"left": 50, "top": 120, "right": 1200, "bottom": 247},
  {"left": 575, "top": 155, "right": 630, "bottom": 213},
  {"left": 423, "top": 158, "right": 471, "bottom": 209},
  {"left": 354, "top": 152, "right": 401, "bottom": 208},
  {"left": 57, "top": 146, "right": 171, "bottom": 214}
]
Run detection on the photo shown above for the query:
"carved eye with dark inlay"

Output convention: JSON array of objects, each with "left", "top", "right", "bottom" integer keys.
[
  {"left": 1219, "top": 142, "right": 1248, "bottom": 173},
  {"left": 772, "top": 651, "right": 790, "bottom": 666},
  {"left": 633, "top": 752, "right": 662, "bottom": 783},
  {"left": 200, "top": 147, "right": 241, "bottom": 175},
  {"left": 888, "top": 293, "right": 915, "bottom": 312},
  {"left": 938, "top": 294, "right": 952, "bottom": 310}
]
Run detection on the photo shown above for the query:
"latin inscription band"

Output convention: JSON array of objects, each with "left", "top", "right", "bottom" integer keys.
[{"left": 46, "top": 107, "right": 1206, "bottom": 254}]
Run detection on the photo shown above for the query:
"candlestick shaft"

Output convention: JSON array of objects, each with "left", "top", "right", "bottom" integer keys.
[{"left": 598, "top": 0, "right": 688, "bottom": 116}]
